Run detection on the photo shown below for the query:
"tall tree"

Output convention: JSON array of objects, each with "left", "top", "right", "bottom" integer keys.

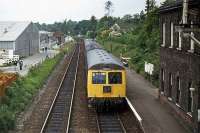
[
  {"left": 90, "top": 16, "right": 97, "bottom": 38},
  {"left": 105, "top": 1, "right": 113, "bottom": 16},
  {"left": 145, "top": 0, "right": 156, "bottom": 13}
]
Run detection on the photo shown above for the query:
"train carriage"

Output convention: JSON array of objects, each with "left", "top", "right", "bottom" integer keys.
[{"left": 85, "top": 39, "right": 126, "bottom": 106}]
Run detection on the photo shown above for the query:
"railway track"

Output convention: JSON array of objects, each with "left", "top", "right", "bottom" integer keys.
[
  {"left": 40, "top": 44, "right": 80, "bottom": 133},
  {"left": 97, "top": 112, "right": 126, "bottom": 133},
  {"left": 96, "top": 98, "right": 144, "bottom": 133},
  {"left": 67, "top": 41, "right": 99, "bottom": 132}
]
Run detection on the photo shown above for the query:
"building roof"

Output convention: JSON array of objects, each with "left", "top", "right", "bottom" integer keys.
[
  {"left": 87, "top": 49, "right": 123, "bottom": 69},
  {"left": 159, "top": 0, "right": 200, "bottom": 13},
  {"left": 0, "top": 21, "right": 31, "bottom": 41}
]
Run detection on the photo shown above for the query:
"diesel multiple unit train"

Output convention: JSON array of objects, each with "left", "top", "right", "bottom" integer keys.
[{"left": 85, "top": 39, "right": 126, "bottom": 106}]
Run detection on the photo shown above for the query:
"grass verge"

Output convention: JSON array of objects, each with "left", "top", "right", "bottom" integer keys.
[{"left": 0, "top": 43, "right": 74, "bottom": 132}]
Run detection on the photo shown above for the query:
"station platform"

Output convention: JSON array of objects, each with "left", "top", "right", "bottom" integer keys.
[{"left": 126, "top": 68, "right": 188, "bottom": 133}]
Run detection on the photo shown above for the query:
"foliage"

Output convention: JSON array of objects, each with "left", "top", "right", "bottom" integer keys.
[
  {"left": 161, "top": 0, "right": 176, "bottom": 6},
  {"left": 87, "top": 16, "right": 97, "bottom": 39},
  {"left": 97, "top": 8, "right": 160, "bottom": 87},
  {"left": 145, "top": 0, "right": 156, "bottom": 13},
  {"left": 0, "top": 44, "right": 73, "bottom": 132}
]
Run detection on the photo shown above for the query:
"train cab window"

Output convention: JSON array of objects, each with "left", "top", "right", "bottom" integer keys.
[
  {"left": 108, "top": 72, "right": 122, "bottom": 84},
  {"left": 92, "top": 72, "right": 106, "bottom": 84}
]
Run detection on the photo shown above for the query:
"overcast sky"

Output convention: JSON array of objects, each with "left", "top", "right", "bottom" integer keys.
[{"left": 0, "top": 0, "right": 163, "bottom": 24}]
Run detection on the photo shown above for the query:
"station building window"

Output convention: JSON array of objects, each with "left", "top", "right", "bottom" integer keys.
[
  {"left": 161, "top": 69, "right": 165, "bottom": 93},
  {"left": 177, "top": 22, "right": 182, "bottom": 50},
  {"left": 188, "top": 82, "right": 193, "bottom": 113},
  {"left": 190, "top": 21, "right": 195, "bottom": 52},
  {"left": 92, "top": 72, "right": 106, "bottom": 84},
  {"left": 162, "top": 23, "right": 166, "bottom": 47},
  {"left": 168, "top": 73, "right": 172, "bottom": 99},
  {"left": 176, "top": 76, "right": 181, "bottom": 105},
  {"left": 108, "top": 72, "right": 122, "bottom": 84},
  {"left": 170, "top": 22, "right": 174, "bottom": 48}
]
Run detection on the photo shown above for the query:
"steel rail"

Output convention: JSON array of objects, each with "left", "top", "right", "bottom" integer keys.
[
  {"left": 40, "top": 44, "right": 79, "bottom": 133},
  {"left": 96, "top": 112, "right": 101, "bottom": 133},
  {"left": 97, "top": 112, "right": 126, "bottom": 133},
  {"left": 66, "top": 44, "right": 80, "bottom": 133},
  {"left": 117, "top": 113, "right": 127, "bottom": 133}
]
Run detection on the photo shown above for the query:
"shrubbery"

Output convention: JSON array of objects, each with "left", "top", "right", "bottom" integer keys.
[{"left": 97, "top": 9, "right": 160, "bottom": 87}]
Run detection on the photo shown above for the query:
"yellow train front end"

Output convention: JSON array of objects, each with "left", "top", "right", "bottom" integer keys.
[
  {"left": 87, "top": 69, "right": 126, "bottom": 106},
  {"left": 85, "top": 39, "right": 126, "bottom": 109}
]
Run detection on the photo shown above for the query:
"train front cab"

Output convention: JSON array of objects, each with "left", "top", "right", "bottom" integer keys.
[{"left": 87, "top": 69, "right": 126, "bottom": 105}]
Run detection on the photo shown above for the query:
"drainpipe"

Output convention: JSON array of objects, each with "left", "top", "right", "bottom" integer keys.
[
  {"left": 181, "top": 0, "right": 200, "bottom": 48},
  {"left": 182, "top": 0, "right": 189, "bottom": 24}
]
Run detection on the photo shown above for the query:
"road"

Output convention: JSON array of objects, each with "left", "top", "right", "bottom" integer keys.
[
  {"left": 0, "top": 50, "right": 58, "bottom": 76},
  {"left": 126, "top": 69, "right": 189, "bottom": 133}
]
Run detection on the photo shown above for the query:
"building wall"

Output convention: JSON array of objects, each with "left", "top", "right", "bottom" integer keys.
[
  {"left": 15, "top": 23, "right": 39, "bottom": 56},
  {"left": 0, "top": 41, "right": 14, "bottom": 50},
  {"left": 159, "top": 2, "right": 200, "bottom": 132}
]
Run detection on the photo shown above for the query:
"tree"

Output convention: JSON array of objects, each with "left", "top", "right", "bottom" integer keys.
[
  {"left": 145, "top": 0, "right": 156, "bottom": 13},
  {"left": 105, "top": 1, "right": 113, "bottom": 16},
  {"left": 122, "top": 14, "right": 133, "bottom": 23},
  {"left": 161, "top": 0, "right": 176, "bottom": 6},
  {"left": 90, "top": 16, "right": 97, "bottom": 39},
  {"left": 97, "top": 16, "right": 116, "bottom": 31}
]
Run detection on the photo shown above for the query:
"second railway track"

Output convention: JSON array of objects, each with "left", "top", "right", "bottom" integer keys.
[
  {"left": 40, "top": 43, "right": 80, "bottom": 133},
  {"left": 97, "top": 112, "right": 126, "bottom": 133},
  {"left": 95, "top": 98, "right": 144, "bottom": 133}
]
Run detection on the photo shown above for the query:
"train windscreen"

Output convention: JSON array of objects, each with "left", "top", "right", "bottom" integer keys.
[
  {"left": 92, "top": 72, "right": 106, "bottom": 84},
  {"left": 108, "top": 72, "right": 122, "bottom": 84}
]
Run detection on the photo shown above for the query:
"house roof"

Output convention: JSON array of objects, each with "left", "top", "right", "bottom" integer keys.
[
  {"left": 0, "top": 21, "right": 31, "bottom": 41},
  {"left": 159, "top": 0, "right": 200, "bottom": 13}
]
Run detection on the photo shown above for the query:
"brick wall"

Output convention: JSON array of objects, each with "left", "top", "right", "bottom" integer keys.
[{"left": 159, "top": 1, "right": 200, "bottom": 132}]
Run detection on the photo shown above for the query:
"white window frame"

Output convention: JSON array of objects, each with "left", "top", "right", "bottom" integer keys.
[
  {"left": 170, "top": 74, "right": 173, "bottom": 86},
  {"left": 177, "top": 31, "right": 182, "bottom": 50},
  {"left": 161, "top": 69, "right": 165, "bottom": 94},
  {"left": 168, "top": 73, "right": 173, "bottom": 100},
  {"left": 187, "top": 88, "right": 194, "bottom": 117},
  {"left": 170, "top": 22, "right": 174, "bottom": 48},
  {"left": 176, "top": 77, "right": 181, "bottom": 106},
  {"left": 162, "top": 69, "right": 165, "bottom": 81},
  {"left": 190, "top": 90, "right": 194, "bottom": 112},
  {"left": 188, "top": 21, "right": 194, "bottom": 53},
  {"left": 161, "top": 23, "right": 166, "bottom": 47}
]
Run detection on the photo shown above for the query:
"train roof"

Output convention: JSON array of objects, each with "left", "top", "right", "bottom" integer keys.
[
  {"left": 87, "top": 48, "right": 124, "bottom": 70},
  {"left": 85, "top": 39, "right": 102, "bottom": 51}
]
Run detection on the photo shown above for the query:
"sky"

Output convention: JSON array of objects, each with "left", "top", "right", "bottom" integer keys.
[{"left": 0, "top": 0, "right": 163, "bottom": 24}]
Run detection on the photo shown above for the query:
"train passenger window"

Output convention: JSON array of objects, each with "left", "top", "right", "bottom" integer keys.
[
  {"left": 108, "top": 72, "right": 122, "bottom": 84},
  {"left": 92, "top": 72, "right": 106, "bottom": 84}
]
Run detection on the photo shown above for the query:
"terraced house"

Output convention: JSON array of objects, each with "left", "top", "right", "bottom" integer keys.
[{"left": 159, "top": 0, "right": 200, "bottom": 132}]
